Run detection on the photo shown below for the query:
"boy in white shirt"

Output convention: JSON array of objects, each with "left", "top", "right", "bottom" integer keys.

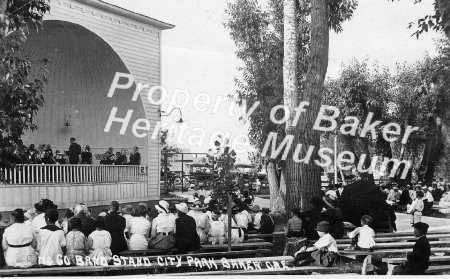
[
  {"left": 347, "top": 215, "right": 376, "bottom": 251},
  {"left": 293, "top": 221, "right": 339, "bottom": 267}
]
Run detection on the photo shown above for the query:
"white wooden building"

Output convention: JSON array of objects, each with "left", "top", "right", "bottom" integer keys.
[{"left": 0, "top": 0, "right": 173, "bottom": 211}]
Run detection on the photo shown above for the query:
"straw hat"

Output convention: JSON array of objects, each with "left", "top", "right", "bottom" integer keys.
[
  {"left": 155, "top": 200, "right": 170, "bottom": 213},
  {"left": 24, "top": 208, "right": 37, "bottom": 220},
  {"left": 122, "top": 205, "right": 133, "bottom": 214},
  {"left": 175, "top": 203, "right": 189, "bottom": 214},
  {"left": 190, "top": 200, "right": 207, "bottom": 210}
]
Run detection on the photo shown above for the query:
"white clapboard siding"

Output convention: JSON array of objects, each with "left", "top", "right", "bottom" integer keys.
[
  {"left": 19, "top": 0, "right": 174, "bottom": 202},
  {"left": 0, "top": 182, "right": 149, "bottom": 212}
]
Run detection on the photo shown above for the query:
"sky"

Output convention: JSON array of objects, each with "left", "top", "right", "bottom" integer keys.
[{"left": 104, "top": 0, "right": 439, "bottom": 163}]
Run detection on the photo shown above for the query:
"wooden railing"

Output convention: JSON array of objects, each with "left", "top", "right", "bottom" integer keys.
[{"left": 0, "top": 165, "right": 148, "bottom": 185}]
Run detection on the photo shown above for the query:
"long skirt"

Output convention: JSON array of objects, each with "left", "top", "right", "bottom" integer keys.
[{"left": 149, "top": 234, "right": 175, "bottom": 251}]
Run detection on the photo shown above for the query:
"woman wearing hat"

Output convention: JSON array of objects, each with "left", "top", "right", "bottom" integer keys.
[
  {"left": 293, "top": 221, "right": 339, "bottom": 267},
  {"left": 174, "top": 203, "right": 200, "bottom": 253},
  {"left": 24, "top": 209, "right": 38, "bottom": 227},
  {"left": 2, "top": 209, "right": 37, "bottom": 267},
  {"left": 32, "top": 199, "right": 60, "bottom": 232},
  {"left": 149, "top": 200, "right": 176, "bottom": 251},
  {"left": 188, "top": 201, "right": 210, "bottom": 244}
]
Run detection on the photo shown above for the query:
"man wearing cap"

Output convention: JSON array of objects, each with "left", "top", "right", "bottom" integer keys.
[
  {"left": 174, "top": 203, "right": 200, "bottom": 253},
  {"left": 398, "top": 222, "right": 430, "bottom": 275},
  {"left": 293, "top": 221, "right": 339, "bottom": 267},
  {"left": 105, "top": 201, "right": 127, "bottom": 255}
]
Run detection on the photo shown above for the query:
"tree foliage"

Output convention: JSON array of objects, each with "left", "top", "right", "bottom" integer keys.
[{"left": 0, "top": 0, "right": 50, "bottom": 167}]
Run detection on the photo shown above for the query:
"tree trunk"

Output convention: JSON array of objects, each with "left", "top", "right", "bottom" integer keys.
[
  {"left": 283, "top": 0, "right": 329, "bottom": 213},
  {"left": 267, "top": 161, "right": 285, "bottom": 213},
  {"left": 419, "top": 117, "right": 444, "bottom": 184}
]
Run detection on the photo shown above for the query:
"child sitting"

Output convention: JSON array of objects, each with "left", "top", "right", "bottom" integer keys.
[
  {"left": 285, "top": 208, "right": 303, "bottom": 237},
  {"left": 347, "top": 215, "right": 375, "bottom": 251},
  {"left": 293, "top": 221, "right": 339, "bottom": 267},
  {"left": 65, "top": 217, "right": 87, "bottom": 264},
  {"left": 208, "top": 210, "right": 225, "bottom": 245},
  {"left": 37, "top": 208, "right": 66, "bottom": 266},
  {"left": 87, "top": 217, "right": 112, "bottom": 262}
]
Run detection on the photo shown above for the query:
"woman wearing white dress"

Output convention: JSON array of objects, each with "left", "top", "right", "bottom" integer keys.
[
  {"left": 2, "top": 209, "right": 37, "bottom": 267},
  {"left": 407, "top": 190, "right": 424, "bottom": 224},
  {"left": 128, "top": 205, "right": 151, "bottom": 250},
  {"left": 188, "top": 201, "right": 210, "bottom": 244},
  {"left": 208, "top": 210, "right": 225, "bottom": 244},
  {"left": 87, "top": 216, "right": 112, "bottom": 261}
]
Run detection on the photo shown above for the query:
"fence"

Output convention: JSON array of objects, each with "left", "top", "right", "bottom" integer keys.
[{"left": 0, "top": 165, "right": 148, "bottom": 185}]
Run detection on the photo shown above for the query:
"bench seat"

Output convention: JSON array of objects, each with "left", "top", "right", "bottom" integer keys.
[
  {"left": 163, "top": 265, "right": 343, "bottom": 275},
  {"left": 337, "top": 240, "right": 450, "bottom": 250},
  {"left": 247, "top": 231, "right": 285, "bottom": 239},
  {"left": 340, "top": 247, "right": 450, "bottom": 257},
  {"left": 425, "top": 265, "right": 450, "bottom": 274},
  {"left": 382, "top": 256, "right": 450, "bottom": 265},
  {"left": 119, "top": 241, "right": 271, "bottom": 256},
  {"left": 337, "top": 234, "right": 450, "bottom": 244}
]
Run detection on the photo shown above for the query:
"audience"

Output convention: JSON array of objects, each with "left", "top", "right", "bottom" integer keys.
[
  {"left": 293, "top": 221, "right": 339, "bottom": 267},
  {"left": 286, "top": 208, "right": 303, "bottom": 238},
  {"left": 87, "top": 217, "right": 112, "bottom": 261},
  {"left": 74, "top": 205, "right": 95, "bottom": 237},
  {"left": 347, "top": 215, "right": 375, "bottom": 251},
  {"left": 149, "top": 201, "right": 176, "bottom": 251},
  {"left": 2, "top": 209, "right": 37, "bottom": 267},
  {"left": 65, "top": 217, "right": 87, "bottom": 264},
  {"left": 128, "top": 205, "right": 151, "bottom": 250},
  {"left": 187, "top": 201, "right": 210, "bottom": 244},
  {"left": 105, "top": 201, "right": 127, "bottom": 255},
  {"left": 37, "top": 208, "right": 66, "bottom": 266},
  {"left": 174, "top": 203, "right": 200, "bottom": 253},
  {"left": 399, "top": 222, "right": 430, "bottom": 275},
  {"left": 407, "top": 190, "right": 424, "bottom": 224},
  {"left": 208, "top": 210, "right": 225, "bottom": 244}
]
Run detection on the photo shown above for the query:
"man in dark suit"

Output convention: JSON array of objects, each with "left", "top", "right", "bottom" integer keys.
[
  {"left": 66, "top": 137, "right": 81, "bottom": 164},
  {"left": 105, "top": 201, "right": 128, "bottom": 255},
  {"left": 400, "top": 222, "right": 430, "bottom": 275},
  {"left": 128, "top": 146, "right": 141, "bottom": 165}
]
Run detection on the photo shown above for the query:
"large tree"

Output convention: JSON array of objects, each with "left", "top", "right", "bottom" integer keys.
[
  {"left": 283, "top": 0, "right": 356, "bottom": 212},
  {"left": 0, "top": 0, "right": 50, "bottom": 168}
]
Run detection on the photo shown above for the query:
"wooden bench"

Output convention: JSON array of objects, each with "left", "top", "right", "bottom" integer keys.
[
  {"left": 384, "top": 257, "right": 450, "bottom": 275},
  {"left": 373, "top": 230, "right": 450, "bottom": 238},
  {"left": 337, "top": 240, "right": 450, "bottom": 250},
  {"left": 340, "top": 247, "right": 450, "bottom": 258},
  {"left": 336, "top": 234, "right": 450, "bottom": 244},
  {"left": 247, "top": 231, "right": 285, "bottom": 239},
  {"left": 383, "top": 256, "right": 450, "bottom": 272},
  {"left": 200, "top": 241, "right": 274, "bottom": 251},
  {"left": 118, "top": 239, "right": 267, "bottom": 256},
  {"left": 163, "top": 266, "right": 343, "bottom": 275},
  {"left": 119, "top": 248, "right": 271, "bottom": 258},
  {"left": 0, "top": 249, "right": 274, "bottom": 277}
]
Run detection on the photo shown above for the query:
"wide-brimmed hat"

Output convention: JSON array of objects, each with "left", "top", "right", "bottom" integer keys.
[
  {"left": 24, "top": 208, "right": 37, "bottom": 220},
  {"left": 155, "top": 200, "right": 170, "bottom": 213},
  {"left": 35, "top": 199, "right": 57, "bottom": 212},
  {"left": 122, "top": 205, "right": 133, "bottom": 214},
  {"left": 315, "top": 221, "right": 331, "bottom": 232},
  {"left": 175, "top": 203, "right": 189, "bottom": 214},
  {"left": 249, "top": 205, "right": 261, "bottom": 212},
  {"left": 190, "top": 200, "right": 207, "bottom": 210}
]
